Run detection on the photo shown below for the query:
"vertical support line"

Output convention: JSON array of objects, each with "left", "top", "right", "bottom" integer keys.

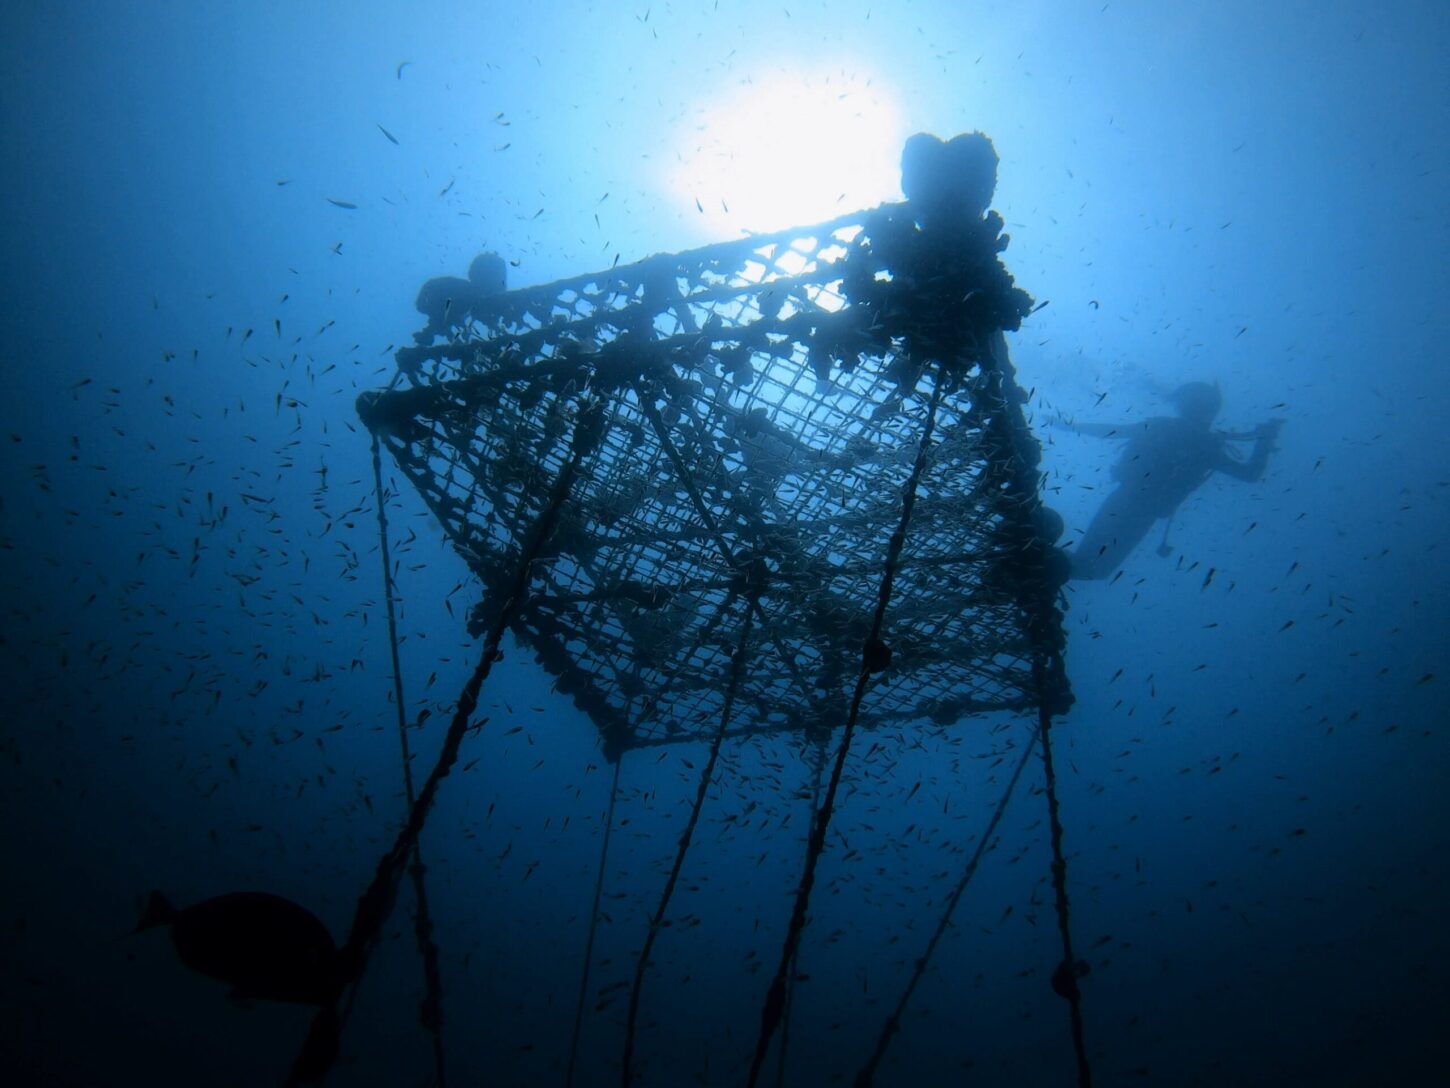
[
  {"left": 854, "top": 723, "right": 1041, "bottom": 1086},
  {"left": 566, "top": 757, "right": 624, "bottom": 1088},
  {"left": 747, "top": 372, "right": 947, "bottom": 1088},
  {"left": 371, "top": 432, "right": 447, "bottom": 1088},
  {"left": 371, "top": 432, "right": 418, "bottom": 798},
  {"left": 775, "top": 734, "right": 831, "bottom": 1088},
  {"left": 286, "top": 400, "right": 606, "bottom": 1087},
  {"left": 1034, "top": 655, "right": 1092, "bottom": 1088},
  {"left": 621, "top": 595, "right": 762, "bottom": 1086}
]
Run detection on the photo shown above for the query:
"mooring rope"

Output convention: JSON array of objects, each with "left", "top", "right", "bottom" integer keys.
[
  {"left": 566, "top": 757, "right": 623, "bottom": 1088},
  {"left": 621, "top": 595, "right": 762, "bottom": 1086},
  {"left": 616, "top": 380, "right": 772, "bottom": 1086},
  {"left": 286, "top": 401, "right": 606, "bottom": 1086},
  {"left": 775, "top": 734, "right": 831, "bottom": 1088},
  {"left": 746, "top": 374, "right": 946, "bottom": 1087},
  {"left": 854, "top": 723, "right": 1041, "bottom": 1086},
  {"left": 370, "top": 433, "right": 419, "bottom": 801},
  {"left": 1034, "top": 656, "right": 1093, "bottom": 1087},
  {"left": 370, "top": 431, "right": 447, "bottom": 1088}
]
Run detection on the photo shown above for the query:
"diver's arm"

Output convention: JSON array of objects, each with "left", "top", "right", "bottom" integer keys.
[{"left": 1216, "top": 419, "right": 1284, "bottom": 481}]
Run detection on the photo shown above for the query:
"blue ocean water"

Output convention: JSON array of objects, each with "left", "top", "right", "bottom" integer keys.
[{"left": 1, "top": 2, "right": 1447, "bottom": 1085}]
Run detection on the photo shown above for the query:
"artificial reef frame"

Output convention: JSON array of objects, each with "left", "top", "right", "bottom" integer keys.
[
  {"left": 358, "top": 135, "right": 1072, "bottom": 764},
  {"left": 293, "top": 132, "right": 1092, "bottom": 1088}
]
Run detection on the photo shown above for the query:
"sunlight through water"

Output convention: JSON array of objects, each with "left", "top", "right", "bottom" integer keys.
[{"left": 667, "top": 68, "right": 906, "bottom": 235}]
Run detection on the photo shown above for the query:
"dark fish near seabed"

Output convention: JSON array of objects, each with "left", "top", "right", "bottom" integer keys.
[{"left": 136, "top": 890, "right": 338, "bottom": 1005}]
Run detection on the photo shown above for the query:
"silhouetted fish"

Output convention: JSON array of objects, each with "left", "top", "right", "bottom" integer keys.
[{"left": 137, "top": 891, "right": 338, "bottom": 1005}]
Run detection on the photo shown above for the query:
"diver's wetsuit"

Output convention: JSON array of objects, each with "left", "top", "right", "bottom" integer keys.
[{"left": 1070, "top": 415, "right": 1278, "bottom": 580}]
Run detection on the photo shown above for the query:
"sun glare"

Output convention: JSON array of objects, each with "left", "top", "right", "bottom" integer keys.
[{"left": 668, "top": 68, "right": 905, "bottom": 236}]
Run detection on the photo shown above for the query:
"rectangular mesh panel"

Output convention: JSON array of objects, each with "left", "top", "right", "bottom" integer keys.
[{"left": 361, "top": 202, "right": 1070, "bottom": 757}]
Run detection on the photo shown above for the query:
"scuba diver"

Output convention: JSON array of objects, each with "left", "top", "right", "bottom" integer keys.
[
  {"left": 413, "top": 251, "right": 508, "bottom": 344},
  {"left": 1062, "top": 382, "right": 1283, "bottom": 580}
]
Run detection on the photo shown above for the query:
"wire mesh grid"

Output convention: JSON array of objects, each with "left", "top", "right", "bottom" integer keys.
[{"left": 360, "top": 199, "right": 1070, "bottom": 758}]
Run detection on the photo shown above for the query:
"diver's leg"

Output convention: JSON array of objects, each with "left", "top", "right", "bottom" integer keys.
[{"left": 1070, "top": 489, "right": 1157, "bottom": 580}]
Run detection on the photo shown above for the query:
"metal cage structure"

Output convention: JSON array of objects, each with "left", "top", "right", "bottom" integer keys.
[
  {"left": 291, "top": 133, "right": 1095, "bottom": 1088},
  {"left": 358, "top": 154, "right": 1071, "bottom": 763}
]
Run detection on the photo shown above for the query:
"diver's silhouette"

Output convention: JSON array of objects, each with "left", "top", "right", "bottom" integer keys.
[
  {"left": 414, "top": 252, "right": 508, "bottom": 344},
  {"left": 1063, "top": 383, "right": 1283, "bottom": 580}
]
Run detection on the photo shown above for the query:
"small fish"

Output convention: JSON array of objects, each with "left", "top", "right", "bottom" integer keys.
[
  {"left": 326, "top": 198, "right": 358, "bottom": 210},
  {"left": 376, "top": 123, "right": 399, "bottom": 145},
  {"left": 439, "top": 178, "right": 455, "bottom": 197}
]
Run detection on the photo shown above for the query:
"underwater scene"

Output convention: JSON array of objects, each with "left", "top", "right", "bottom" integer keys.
[{"left": 1, "top": 3, "right": 1446, "bottom": 1086}]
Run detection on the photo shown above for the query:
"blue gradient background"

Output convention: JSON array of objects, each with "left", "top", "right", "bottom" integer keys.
[{"left": 1, "top": 2, "right": 1446, "bottom": 1085}]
